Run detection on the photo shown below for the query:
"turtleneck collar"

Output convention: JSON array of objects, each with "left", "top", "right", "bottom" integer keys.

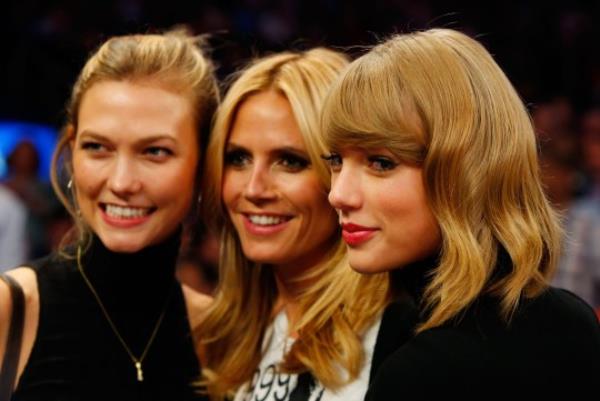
[
  {"left": 75, "top": 229, "right": 183, "bottom": 353},
  {"left": 78, "top": 228, "right": 181, "bottom": 315},
  {"left": 390, "top": 254, "right": 439, "bottom": 303},
  {"left": 81, "top": 229, "right": 181, "bottom": 295}
]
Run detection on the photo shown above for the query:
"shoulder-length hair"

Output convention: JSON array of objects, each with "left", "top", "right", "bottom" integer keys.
[
  {"left": 198, "top": 48, "right": 389, "bottom": 399},
  {"left": 321, "top": 28, "right": 561, "bottom": 332}
]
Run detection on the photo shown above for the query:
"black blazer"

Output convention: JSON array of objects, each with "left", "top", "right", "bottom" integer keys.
[{"left": 365, "top": 287, "right": 600, "bottom": 400}]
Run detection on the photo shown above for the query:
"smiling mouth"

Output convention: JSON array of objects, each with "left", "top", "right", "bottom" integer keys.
[
  {"left": 245, "top": 214, "right": 292, "bottom": 226},
  {"left": 101, "top": 203, "right": 156, "bottom": 219}
]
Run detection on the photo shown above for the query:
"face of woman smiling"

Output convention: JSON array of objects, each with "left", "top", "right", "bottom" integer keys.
[
  {"left": 327, "top": 146, "right": 441, "bottom": 273},
  {"left": 71, "top": 80, "right": 198, "bottom": 253},
  {"left": 222, "top": 90, "right": 338, "bottom": 274}
]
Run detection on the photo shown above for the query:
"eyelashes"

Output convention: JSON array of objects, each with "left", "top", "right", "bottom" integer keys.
[
  {"left": 278, "top": 152, "right": 309, "bottom": 171},
  {"left": 321, "top": 153, "right": 398, "bottom": 173},
  {"left": 321, "top": 153, "right": 342, "bottom": 171},
  {"left": 224, "top": 149, "right": 310, "bottom": 172},
  {"left": 367, "top": 156, "right": 397, "bottom": 172},
  {"left": 224, "top": 149, "right": 250, "bottom": 168},
  {"left": 80, "top": 141, "right": 106, "bottom": 152}
]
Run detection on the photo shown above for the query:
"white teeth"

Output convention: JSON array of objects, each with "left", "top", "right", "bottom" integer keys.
[
  {"left": 248, "top": 214, "right": 286, "bottom": 226},
  {"left": 105, "top": 204, "right": 150, "bottom": 219}
]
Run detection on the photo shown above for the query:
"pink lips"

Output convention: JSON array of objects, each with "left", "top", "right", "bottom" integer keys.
[{"left": 341, "top": 222, "right": 378, "bottom": 246}]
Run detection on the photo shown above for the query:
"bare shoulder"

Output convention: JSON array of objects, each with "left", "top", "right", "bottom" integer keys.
[
  {"left": 0, "top": 267, "right": 39, "bottom": 322},
  {"left": 5, "top": 267, "right": 39, "bottom": 301},
  {"left": 0, "top": 267, "right": 40, "bottom": 378},
  {"left": 181, "top": 284, "right": 213, "bottom": 330}
]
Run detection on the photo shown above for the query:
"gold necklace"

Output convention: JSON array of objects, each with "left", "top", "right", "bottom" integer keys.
[{"left": 76, "top": 246, "right": 172, "bottom": 382}]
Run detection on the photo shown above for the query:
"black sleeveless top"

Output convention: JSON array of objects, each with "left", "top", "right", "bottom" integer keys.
[{"left": 13, "top": 232, "right": 206, "bottom": 401}]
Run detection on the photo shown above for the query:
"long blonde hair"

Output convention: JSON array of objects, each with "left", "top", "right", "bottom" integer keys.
[
  {"left": 198, "top": 48, "right": 389, "bottom": 399},
  {"left": 322, "top": 28, "right": 562, "bottom": 332},
  {"left": 51, "top": 28, "right": 219, "bottom": 251}
]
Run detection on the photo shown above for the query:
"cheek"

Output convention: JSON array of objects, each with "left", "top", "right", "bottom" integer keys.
[
  {"left": 282, "top": 175, "right": 327, "bottom": 210},
  {"left": 288, "top": 178, "right": 337, "bottom": 230},
  {"left": 221, "top": 170, "right": 241, "bottom": 210},
  {"left": 152, "top": 160, "right": 198, "bottom": 208},
  {"left": 72, "top": 156, "right": 102, "bottom": 201}
]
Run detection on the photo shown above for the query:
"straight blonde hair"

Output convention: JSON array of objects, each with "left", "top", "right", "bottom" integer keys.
[
  {"left": 198, "top": 48, "right": 389, "bottom": 399},
  {"left": 322, "top": 28, "right": 562, "bottom": 332}
]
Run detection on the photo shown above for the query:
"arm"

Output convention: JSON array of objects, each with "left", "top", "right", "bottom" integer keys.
[{"left": 0, "top": 268, "right": 39, "bottom": 387}]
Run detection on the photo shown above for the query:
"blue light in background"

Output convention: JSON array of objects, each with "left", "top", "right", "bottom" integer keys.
[{"left": 0, "top": 121, "right": 59, "bottom": 182}]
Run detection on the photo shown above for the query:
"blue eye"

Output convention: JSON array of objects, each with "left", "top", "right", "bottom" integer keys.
[
  {"left": 368, "top": 156, "right": 397, "bottom": 172},
  {"left": 81, "top": 141, "right": 107, "bottom": 152},
  {"left": 145, "top": 147, "right": 173, "bottom": 158},
  {"left": 321, "top": 153, "right": 342, "bottom": 171},
  {"left": 224, "top": 149, "right": 251, "bottom": 168}
]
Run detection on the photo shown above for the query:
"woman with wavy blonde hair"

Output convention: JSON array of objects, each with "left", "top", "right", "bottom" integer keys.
[
  {"left": 0, "top": 29, "right": 218, "bottom": 400},
  {"left": 197, "top": 48, "right": 396, "bottom": 401},
  {"left": 322, "top": 28, "right": 600, "bottom": 398}
]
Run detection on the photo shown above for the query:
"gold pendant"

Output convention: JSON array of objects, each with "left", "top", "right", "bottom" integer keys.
[{"left": 135, "top": 361, "right": 144, "bottom": 382}]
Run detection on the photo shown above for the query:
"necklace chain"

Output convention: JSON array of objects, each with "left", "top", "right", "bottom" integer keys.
[{"left": 76, "top": 246, "right": 172, "bottom": 382}]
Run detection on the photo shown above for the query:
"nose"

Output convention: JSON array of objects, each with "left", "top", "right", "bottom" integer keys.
[
  {"left": 328, "top": 166, "right": 361, "bottom": 212},
  {"left": 243, "top": 163, "right": 276, "bottom": 203},
  {"left": 107, "top": 155, "right": 142, "bottom": 197}
]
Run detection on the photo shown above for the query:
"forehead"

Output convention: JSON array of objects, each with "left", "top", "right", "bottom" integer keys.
[
  {"left": 228, "top": 91, "right": 306, "bottom": 150},
  {"left": 77, "top": 80, "right": 196, "bottom": 142}
]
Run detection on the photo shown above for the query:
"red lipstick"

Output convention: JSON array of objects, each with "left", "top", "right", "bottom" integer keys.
[{"left": 341, "top": 223, "right": 378, "bottom": 246}]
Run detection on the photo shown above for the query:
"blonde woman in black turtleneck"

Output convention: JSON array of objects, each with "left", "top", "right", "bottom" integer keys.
[{"left": 0, "top": 29, "right": 218, "bottom": 401}]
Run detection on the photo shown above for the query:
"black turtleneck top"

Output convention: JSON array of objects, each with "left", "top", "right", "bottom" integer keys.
[{"left": 14, "top": 232, "right": 206, "bottom": 401}]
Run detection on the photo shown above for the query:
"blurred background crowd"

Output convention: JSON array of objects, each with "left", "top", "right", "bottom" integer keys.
[{"left": 0, "top": 0, "right": 599, "bottom": 312}]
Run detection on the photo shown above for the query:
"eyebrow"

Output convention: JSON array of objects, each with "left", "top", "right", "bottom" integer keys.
[
  {"left": 78, "top": 130, "right": 178, "bottom": 145},
  {"left": 226, "top": 142, "right": 308, "bottom": 155}
]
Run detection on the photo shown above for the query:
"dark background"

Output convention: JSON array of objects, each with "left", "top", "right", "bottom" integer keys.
[
  {"left": 1, "top": 0, "right": 598, "bottom": 126},
  {"left": 1, "top": 1, "right": 599, "bottom": 296}
]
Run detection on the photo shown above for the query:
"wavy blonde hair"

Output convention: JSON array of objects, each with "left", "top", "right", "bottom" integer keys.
[
  {"left": 50, "top": 28, "right": 219, "bottom": 251},
  {"left": 198, "top": 48, "right": 390, "bottom": 399},
  {"left": 321, "top": 28, "right": 562, "bottom": 332}
]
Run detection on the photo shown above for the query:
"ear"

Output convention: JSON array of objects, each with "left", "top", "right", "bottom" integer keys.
[{"left": 66, "top": 124, "right": 76, "bottom": 151}]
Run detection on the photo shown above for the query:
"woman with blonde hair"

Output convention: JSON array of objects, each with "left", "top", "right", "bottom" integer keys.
[
  {"left": 322, "top": 28, "right": 600, "bottom": 399},
  {"left": 0, "top": 29, "right": 218, "bottom": 400},
  {"left": 197, "top": 48, "right": 400, "bottom": 401}
]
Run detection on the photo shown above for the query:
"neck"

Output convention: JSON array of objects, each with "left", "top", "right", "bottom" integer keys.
[
  {"left": 273, "top": 274, "right": 308, "bottom": 331},
  {"left": 271, "top": 246, "right": 335, "bottom": 329},
  {"left": 80, "top": 229, "right": 181, "bottom": 314},
  {"left": 77, "top": 229, "right": 182, "bottom": 354}
]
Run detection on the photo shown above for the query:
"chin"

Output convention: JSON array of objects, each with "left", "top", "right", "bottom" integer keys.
[
  {"left": 98, "top": 235, "right": 147, "bottom": 254},
  {"left": 349, "top": 263, "right": 386, "bottom": 275},
  {"left": 246, "top": 253, "right": 281, "bottom": 265},
  {"left": 240, "top": 244, "right": 282, "bottom": 264},
  {"left": 348, "top": 254, "right": 392, "bottom": 274}
]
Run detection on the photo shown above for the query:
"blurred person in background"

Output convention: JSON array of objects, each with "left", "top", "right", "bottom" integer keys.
[
  {"left": 177, "top": 223, "right": 220, "bottom": 295},
  {"left": 4, "top": 140, "right": 61, "bottom": 258},
  {"left": 533, "top": 99, "right": 582, "bottom": 211},
  {"left": 554, "top": 107, "right": 600, "bottom": 317},
  {"left": 0, "top": 183, "right": 27, "bottom": 270}
]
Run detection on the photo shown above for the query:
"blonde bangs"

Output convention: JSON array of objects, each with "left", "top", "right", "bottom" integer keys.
[{"left": 322, "top": 52, "right": 425, "bottom": 163}]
